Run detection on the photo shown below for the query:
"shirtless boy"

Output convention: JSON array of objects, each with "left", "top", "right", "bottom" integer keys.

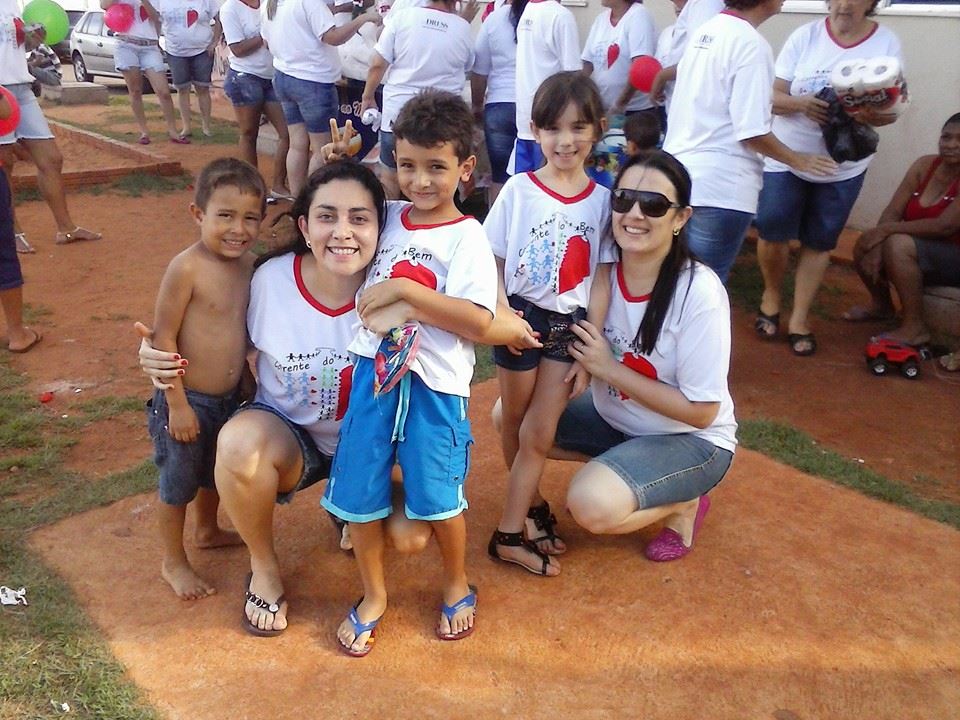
[{"left": 148, "top": 157, "right": 265, "bottom": 599}]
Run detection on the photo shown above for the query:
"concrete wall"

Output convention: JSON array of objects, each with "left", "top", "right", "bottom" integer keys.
[{"left": 567, "top": 1, "right": 960, "bottom": 228}]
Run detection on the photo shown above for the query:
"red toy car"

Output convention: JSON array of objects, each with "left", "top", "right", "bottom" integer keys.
[{"left": 864, "top": 337, "right": 923, "bottom": 379}]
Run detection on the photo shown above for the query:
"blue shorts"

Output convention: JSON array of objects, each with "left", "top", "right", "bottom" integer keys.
[
  {"left": 0, "top": 83, "right": 54, "bottom": 144},
  {"left": 755, "top": 171, "right": 866, "bottom": 252},
  {"left": 555, "top": 391, "right": 733, "bottom": 508},
  {"left": 685, "top": 206, "right": 754, "bottom": 284},
  {"left": 321, "top": 357, "right": 472, "bottom": 523},
  {"left": 0, "top": 172, "right": 22, "bottom": 291},
  {"left": 378, "top": 129, "right": 397, "bottom": 170},
  {"left": 512, "top": 137, "right": 544, "bottom": 174},
  {"left": 272, "top": 70, "right": 337, "bottom": 133},
  {"left": 148, "top": 388, "right": 240, "bottom": 506},
  {"left": 114, "top": 39, "right": 166, "bottom": 74},
  {"left": 223, "top": 68, "right": 278, "bottom": 107},
  {"left": 484, "top": 102, "right": 517, "bottom": 183},
  {"left": 168, "top": 50, "right": 214, "bottom": 90},
  {"left": 493, "top": 295, "right": 585, "bottom": 371}
]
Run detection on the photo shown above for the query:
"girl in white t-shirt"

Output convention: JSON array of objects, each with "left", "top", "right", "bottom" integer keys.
[
  {"left": 484, "top": 72, "right": 616, "bottom": 576},
  {"left": 556, "top": 150, "right": 736, "bottom": 563}
]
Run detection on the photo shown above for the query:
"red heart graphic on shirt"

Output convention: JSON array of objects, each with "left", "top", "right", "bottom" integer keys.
[
  {"left": 335, "top": 364, "right": 352, "bottom": 420},
  {"left": 140, "top": 5, "right": 149, "bottom": 21},
  {"left": 556, "top": 235, "right": 590, "bottom": 295},
  {"left": 186, "top": 9, "right": 198, "bottom": 27},
  {"left": 618, "top": 352, "right": 658, "bottom": 399},
  {"left": 390, "top": 260, "right": 438, "bottom": 290},
  {"left": 607, "top": 43, "right": 620, "bottom": 69},
  {"left": 14, "top": 17, "right": 24, "bottom": 46}
]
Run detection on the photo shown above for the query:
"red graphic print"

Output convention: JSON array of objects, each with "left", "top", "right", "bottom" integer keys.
[
  {"left": 335, "top": 365, "right": 352, "bottom": 420},
  {"left": 619, "top": 352, "right": 658, "bottom": 400},
  {"left": 14, "top": 17, "right": 24, "bottom": 46},
  {"left": 607, "top": 43, "right": 620, "bottom": 69},
  {"left": 186, "top": 9, "right": 198, "bottom": 26},
  {"left": 390, "top": 260, "right": 437, "bottom": 290},
  {"left": 140, "top": 5, "right": 149, "bottom": 21},
  {"left": 556, "top": 235, "right": 590, "bottom": 295}
]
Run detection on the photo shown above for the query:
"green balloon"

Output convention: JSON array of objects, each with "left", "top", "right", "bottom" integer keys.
[{"left": 22, "top": 0, "right": 70, "bottom": 46}]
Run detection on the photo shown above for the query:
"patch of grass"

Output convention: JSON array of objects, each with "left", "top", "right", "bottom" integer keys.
[
  {"left": 86, "top": 172, "right": 191, "bottom": 198},
  {"left": 738, "top": 418, "right": 960, "bottom": 529},
  {"left": 75, "top": 396, "right": 144, "bottom": 423},
  {"left": 473, "top": 344, "right": 495, "bottom": 384},
  {"left": 727, "top": 244, "right": 838, "bottom": 320},
  {"left": 13, "top": 186, "right": 43, "bottom": 204},
  {"left": 22, "top": 303, "right": 53, "bottom": 324}
]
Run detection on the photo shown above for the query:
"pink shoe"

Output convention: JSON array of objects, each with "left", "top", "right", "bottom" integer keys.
[{"left": 644, "top": 494, "right": 711, "bottom": 562}]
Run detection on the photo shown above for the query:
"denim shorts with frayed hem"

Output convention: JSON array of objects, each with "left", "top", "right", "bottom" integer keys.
[{"left": 272, "top": 70, "right": 337, "bottom": 133}]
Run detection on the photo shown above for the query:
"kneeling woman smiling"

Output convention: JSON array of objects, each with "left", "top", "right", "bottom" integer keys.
[{"left": 557, "top": 150, "right": 737, "bottom": 561}]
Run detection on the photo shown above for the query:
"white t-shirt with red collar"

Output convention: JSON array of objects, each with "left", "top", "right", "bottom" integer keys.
[
  {"left": 375, "top": 7, "right": 474, "bottom": 133},
  {"left": 514, "top": 0, "right": 581, "bottom": 141},
  {"left": 592, "top": 261, "right": 737, "bottom": 452},
  {"left": 764, "top": 18, "right": 903, "bottom": 183},
  {"left": 663, "top": 12, "right": 774, "bottom": 213},
  {"left": 156, "top": 0, "right": 217, "bottom": 57},
  {"left": 261, "top": 0, "right": 341, "bottom": 83},
  {"left": 249, "top": 254, "right": 359, "bottom": 456},
  {"left": 350, "top": 202, "right": 499, "bottom": 397},
  {"left": 484, "top": 172, "right": 616, "bottom": 315},
  {"left": 0, "top": 0, "right": 32, "bottom": 85},
  {"left": 581, "top": 3, "right": 657, "bottom": 113}
]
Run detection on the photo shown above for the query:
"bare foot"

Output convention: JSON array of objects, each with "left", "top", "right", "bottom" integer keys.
[
  {"left": 55, "top": 227, "right": 101, "bottom": 245},
  {"left": 195, "top": 526, "right": 244, "bottom": 549},
  {"left": 161, "top": 559, "right": 216, "bottom": 600},
  {"left": 878, "top": 326, "right": 931, "bottom": 347},
  {"left": 337, "top": 596, "right": 385, "bottom": 655},
  {"left": 245, "top": 571, "right": 288, "bottom": 633},
  {"left": 842, "top": 304, "right": 895, "bottom": 323},
  {"left": 660, "top": 498, "right": 701, "bottom": 547},
  {"left": 437, "top": 583, "right": 476, "bottom": 639},
  {"left": 524, "top": 516, "right": 567, "bottom": 555}
]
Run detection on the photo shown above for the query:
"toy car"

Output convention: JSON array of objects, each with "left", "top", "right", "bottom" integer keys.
[{"left": 864, "top": 337, "right": 923, "bottom": 379}]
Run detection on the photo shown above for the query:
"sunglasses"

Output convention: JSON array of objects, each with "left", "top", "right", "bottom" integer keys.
[{"left": 610, "top": 189, "right": 682, "bottom": 217}]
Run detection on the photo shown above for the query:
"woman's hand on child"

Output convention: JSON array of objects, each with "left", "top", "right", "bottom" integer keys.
[
  {"left": 167, "top": 405, "right": 200, "bottom": 443},
  {"left": 564, "top": 361, "right": 590, "bottom": 399},
  {"left": 358, "top": 278, "right": 412, "bottom": 318},
  {"left": 362, "top": 300, "right": 416, "bottom": 335},
  {"left": 134, "top": 321, "right": 188, "bottom": 391},
  {"left": 566, "top": 320, "right": 616, "bottom": 382}
]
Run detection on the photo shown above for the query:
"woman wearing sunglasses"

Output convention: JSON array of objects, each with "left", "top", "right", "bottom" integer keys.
[{"left": 551, "top": 150, "right": 737, "bottom": 561}]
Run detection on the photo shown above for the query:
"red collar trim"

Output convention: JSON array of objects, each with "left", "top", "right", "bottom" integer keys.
[
  {"left": 293, "top": 254, "right": 356, "bottom": 317},
  {"left": 617, "top": 263, "right": 651, "bottom": 303},
  {"left": 824, "top": 17, "right": 879, "bottom": 49},
  {"left": 527, "top": 172, "right": 596, "bottom": 204},
  {"left": 400, "top": 204, "right": 472, "bottom": 230}
]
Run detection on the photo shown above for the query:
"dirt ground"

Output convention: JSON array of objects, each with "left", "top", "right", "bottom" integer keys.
[{"left": 6, "top": 94, "right": 960, "bottom": 719}]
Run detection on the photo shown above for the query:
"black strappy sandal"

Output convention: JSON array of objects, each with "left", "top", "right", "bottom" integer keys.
[
  {"left": 525, "top": 501, "right": 566, "bottom": 555},
  {"left": 487, "top": 530, "right": 554, "bottom": 576}
]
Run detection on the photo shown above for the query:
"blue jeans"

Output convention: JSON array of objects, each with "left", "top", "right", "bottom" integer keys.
[
  {"left": 484, "top": 102, "right": 517, "bottom": 183},
  {"left": 223, "top": 68, "right": 278, "bottom": 107},
  {"left": 685, "top": 206, "right": 754, "bottom": 284},
  {"left": 272, "top": 70, "right": 338, "bottom": 133}
]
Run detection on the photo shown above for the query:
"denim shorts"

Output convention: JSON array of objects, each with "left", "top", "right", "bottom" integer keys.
[
  {"left": 231, "top": 402, "right": 332, "bottom": 504},
  {"left": 147, "top": 388, "right": 240, "bottom": 506},
  {"left": 114, "top": 40, "right": 166, "bottom": 74},
  {"left": 555, "top": 391, "right": 733, "bottom": 508},
  {"left": 484, "top": 102, "right": 517, "bottom": 183},
  {"left": 168, "top": 50, "right": 214, "bottom": 89},
  {"left": 0, "top": 83, "right": 53, "bottom": 144},
  {"left": 223, "top": 68, "right": 278, "bottom": 107},
  {"left": 378, "top": 129, "right": 397, "bottom": 169},
  {"left": 685, "top": 206, "right": 754, "bottom": 284},
  {"left": 511, "top": 137, "right": 544, "bottom": 174},
  {"left": 322, "top": 357, "right": 472, "bottom": 523},
  {"left": 272, "top": 70, "right": 338, "bottom": 133},
  {"left": 916, "top": 238, "right": 960, "bottom": 287},
  {"left": 755, "top": 171, "right": 866, "bottom": 252},
  {"left": 493, "top": 295, "right": 586, "bottom": 371},
  {"left": 0, "top": 172, "right": 22, "bottom": 291}
]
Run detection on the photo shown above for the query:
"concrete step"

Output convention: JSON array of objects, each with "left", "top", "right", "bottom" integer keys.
[{"left": 41, "top": 81, "right": 109, "bottom": 105}]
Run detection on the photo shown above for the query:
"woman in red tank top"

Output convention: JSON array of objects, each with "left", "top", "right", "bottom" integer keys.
[{"left": 844, "top": 113, "right": 960, "bottom": 346}]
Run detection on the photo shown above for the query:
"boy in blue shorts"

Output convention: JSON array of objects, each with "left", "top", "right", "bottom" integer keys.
[
  {"left": 148, "top": 158, "right": 265, "bottom": 600},
  {"left": 322, "top": 91, "right": 499, "bottom": 656}
]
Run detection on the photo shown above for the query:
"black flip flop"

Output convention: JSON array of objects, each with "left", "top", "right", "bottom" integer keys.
[
  {"left": 755, "top": 311, "right": 780, "bottom": 340},
  {"left": 241, "top": 572, "right": 286, "bottom": 637},
  {"left": 788, "top": 332, "right": 817, "bottom": 357}
]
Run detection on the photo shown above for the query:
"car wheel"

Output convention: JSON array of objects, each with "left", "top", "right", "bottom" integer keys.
[
  {"left": 901, "top": 358, "right": 919, "bottom": 379},
  {"left": 73, "top": 52, "right": 92, "bottom": 83},
  {"left": 869, "top": 356, "right": 888, "bottom": 376}
]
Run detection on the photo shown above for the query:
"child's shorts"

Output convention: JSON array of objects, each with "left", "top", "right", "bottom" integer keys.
[
  {"left": 321, "top": 357, "right": 472, "bottom": 523},
  {"left": 147, "top": 388, "right": 239, "bottom": 506},
  {"left": 494, "top": 295, "right": 586, "bottom": 371}
]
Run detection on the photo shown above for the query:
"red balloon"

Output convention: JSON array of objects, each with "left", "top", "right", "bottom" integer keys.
[
  {"left": 104, "top": 3, "right": 135, "bottom": 33},
  {"left": 629, "top": 55, "right": 663, "bottom": 93},
  {"left": 0, "top": 86, "right": 22, "bottom": 137}
]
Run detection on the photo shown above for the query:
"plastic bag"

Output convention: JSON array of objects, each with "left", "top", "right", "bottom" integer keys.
[{"left": 816, "top": 86, "right": 879, "bottom": 163}]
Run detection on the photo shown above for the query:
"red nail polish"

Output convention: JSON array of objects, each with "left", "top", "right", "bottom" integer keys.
[
  {"left": 178, "top": 369, "right": 185, "bottom": 375},
  {"left": 173, "top": 354, "right": 181, "bottom": 360}
]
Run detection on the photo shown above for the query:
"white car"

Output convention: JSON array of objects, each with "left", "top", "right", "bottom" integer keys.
[{"left": 69, "top": 9, "right": 169, "bottom": 84}]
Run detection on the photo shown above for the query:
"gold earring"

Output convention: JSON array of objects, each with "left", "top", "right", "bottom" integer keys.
[
  {"left": 673, "top": 228, "right": 681, "bottom": 237},
  {"left": 305, "top": 240, "right": 312, "bottom": 248}
]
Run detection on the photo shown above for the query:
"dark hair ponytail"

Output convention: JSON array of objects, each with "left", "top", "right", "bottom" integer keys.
[
  {"left": 612, "top": 151, "right": 698, "bottom": 356},
  {"left": 510, "top": 0, "right": 529, "bottom": 42}
]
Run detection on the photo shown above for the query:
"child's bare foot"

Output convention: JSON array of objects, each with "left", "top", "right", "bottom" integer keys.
[
  {"left": 244, "top": 570, "right": 288, "bottom": 635},
  {"left": 195, "top": 526, "right": 243, "bottom": 549},
  {"left": 437, "top": 583, "right": 477, "bottom": 640},
  {"left": 337, "top": 596, "right": 385, "bottom": 656},
  {"left": 162, "top": 559, "right": 216, "bottom": 600}
]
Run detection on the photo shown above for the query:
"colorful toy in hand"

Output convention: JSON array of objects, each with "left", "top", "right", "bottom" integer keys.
[
  {"left": 628, "top": 55, "right": 662, "bottom": 93},
  {"left": 830, "top": 56, "right": 909, "bottom": 117},
  {"left": 373, "top": 323, "right": 420, "bottom": 396},
  {"left": 104, "top": 3, "right": 136, "bottom": 33},
  {"left": 21, "top": 0, "right": 70, "bottom": 45},
  {"left": 0, "top": 86, "right": 21, "bottom": 136}
]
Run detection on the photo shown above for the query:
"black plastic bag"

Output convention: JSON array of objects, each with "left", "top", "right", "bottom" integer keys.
[{"left": 816, "top": 86, "right": 879, "bottom": 163}]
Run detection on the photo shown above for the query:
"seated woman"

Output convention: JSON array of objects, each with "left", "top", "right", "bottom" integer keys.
[
  {"left": 845, "top": 113, "right": 960, "bottom": 346},
  {"left": 495, "top": 150, "right": 737, "bottom": 561}
]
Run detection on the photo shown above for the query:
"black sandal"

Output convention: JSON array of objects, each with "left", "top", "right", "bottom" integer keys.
[
  {"left": 754, "top": 311, "right": 780, "bottom": 340},
  {"left": 487, "top": 530, "right": 554, "bottom": 576},
  {"left": 525, "top": 501, "right": 565, "bottom": 555}
]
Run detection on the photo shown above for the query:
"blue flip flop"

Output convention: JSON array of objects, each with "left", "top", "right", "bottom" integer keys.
[
  {"left": 338, "top": 600, "right": 382, "bottom": 658},
  {"left": 436, "top": 585, "right": 477, "bottom": 641}
]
